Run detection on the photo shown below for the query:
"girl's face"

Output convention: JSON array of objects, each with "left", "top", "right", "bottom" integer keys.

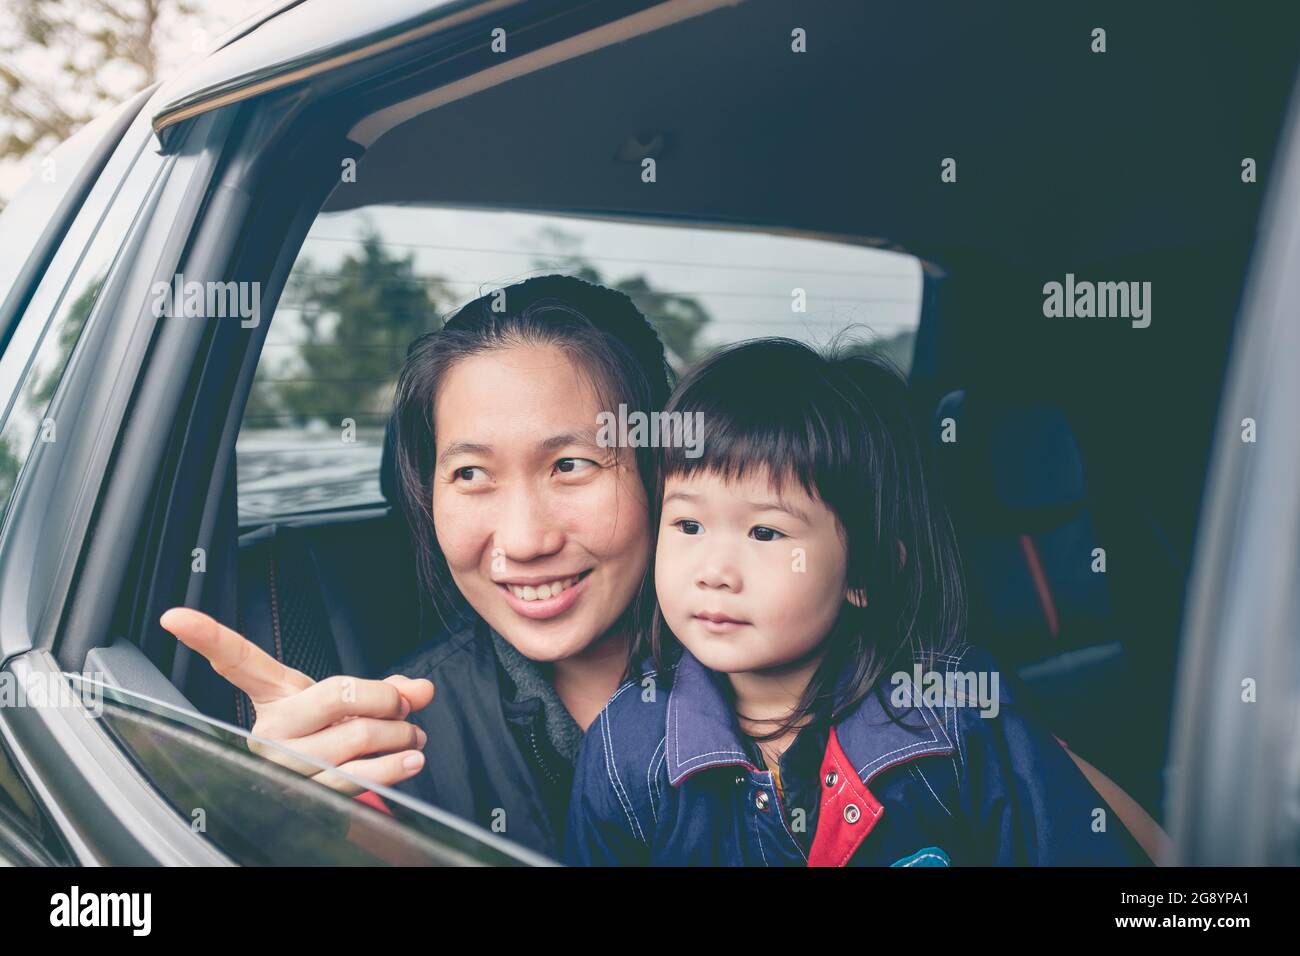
[
  {"left": 656, "top": 467, "right": 857, "bottom": 675},
  {"left": 431, "top": 344, "right": 651, "bottom": 662}
]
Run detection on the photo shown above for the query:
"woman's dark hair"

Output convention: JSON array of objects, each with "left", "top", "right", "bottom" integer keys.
[
  {"left": 646, "top": 336, "right": 967, "bottom": 741},
  {"left": 390, "top": 274, "right": 672, "bottom": 633}
]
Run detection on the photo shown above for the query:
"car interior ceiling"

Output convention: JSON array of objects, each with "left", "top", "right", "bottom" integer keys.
[{"left": 173, "top": 0, "right": 1298, "bottom": 822}]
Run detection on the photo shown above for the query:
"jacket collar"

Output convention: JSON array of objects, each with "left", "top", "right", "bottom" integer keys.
[
  {"left": 488, "top": 625, "right": 583, "bottom": 766},
  {"left": 665, "top": 648, "right": 956, "bottom": 787}
]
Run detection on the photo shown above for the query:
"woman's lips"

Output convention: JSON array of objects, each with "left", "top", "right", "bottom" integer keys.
[{"left": 498, "top": 570, "right": 592, "bottom": 620}]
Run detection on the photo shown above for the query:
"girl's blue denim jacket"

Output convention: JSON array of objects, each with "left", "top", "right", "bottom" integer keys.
[{"left": 564, "top": 643, "right": 1150, "bottom": 866}]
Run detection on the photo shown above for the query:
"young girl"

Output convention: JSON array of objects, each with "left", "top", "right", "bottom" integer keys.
[{"left": 563, "top": 338, "right": 1149, "bottom": 866}]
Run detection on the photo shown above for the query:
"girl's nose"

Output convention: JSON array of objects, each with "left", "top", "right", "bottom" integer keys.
[{"left": 696, "top": 560, "right": 742, "bottom": 593}]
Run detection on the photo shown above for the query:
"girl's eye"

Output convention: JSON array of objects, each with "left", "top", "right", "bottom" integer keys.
[
  {"left": 750, "top": 526, "right": 785, "bottom": 542},
  {"left": 555, "top": 457, "right": 598, "bottom": 475},
  {"left": 673, "top": 519, "right": 702, "bottom": 535},
  {"left": 452, "top": 466, "right": 488, "bottom": 483}
]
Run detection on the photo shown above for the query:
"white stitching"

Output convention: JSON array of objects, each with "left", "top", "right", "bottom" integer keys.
[
  {"left": 752, "top": 808, "right": 770, "bottom": 866},
  {"left": 600, "top": 710, "right": 645, "bottom": 843},
  {"left": 599, "top": 664, "right": 676, "bottom": 834},
  {"left": 923, "top": 700, "right": 956, "bottom": 751},
  {"left": 678, "top": 749, "right": 749, "bottom": 762},
  {"left": 769, "top": 781, "right": 810, "bottom": 864},
  {"left": 901, "top": 851, "right": 949, "bottom": 866},
  {"left": 669, "top": 662, "right": 746, "bottom": 774},
  {"left": 910, "top": 764, "right": 953, "bottom": 817},
  {"left": 857, "top": 715, "right": 944, "bottom": 779},
  {"left": 673, "top": 755, "right": 753, "bottom": 780},
  {"left": 606, "top": 679, "right": 639, "bottom": 706},
  {"left": 647, "top": 736, "right": 666, "bottom": 824},
  {"left": 941, "top": 653, "right": 967, "bottom": 769}
]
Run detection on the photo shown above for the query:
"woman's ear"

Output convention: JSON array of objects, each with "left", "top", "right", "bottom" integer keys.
[
  {"left": 898, "top": 540, "right": 907, "bottom": 568},
  {"left": 846, "top": 586, "right": 868, "bottom": 608}
]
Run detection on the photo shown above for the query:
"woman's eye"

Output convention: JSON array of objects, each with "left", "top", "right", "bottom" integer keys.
[
  {"left": 452, "top": 466, "right": 488, "bottom": 483},
  {"left": 673, "top": 519, "right": 702, "bottom": 535},
  {"left": 750, "top": 525, "right": 785, "bottom": 542},
  {"left": 555, "top": 457, "right": 598, "bottom": 475}
]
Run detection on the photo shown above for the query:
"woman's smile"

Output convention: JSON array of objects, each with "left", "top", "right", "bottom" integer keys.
[{"left": 497, "top": 569, "right": 595, "bottom": 620}]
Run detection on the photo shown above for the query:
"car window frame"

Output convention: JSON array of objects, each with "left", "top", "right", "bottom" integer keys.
[
  {"left": 0, "top": 86, "right": 156, "bottom": 358},
  {"left": 0, "top": 649, "right": 231, "bottom": 864},
  {"left": 0, "top": 113, "right": 174, "bottom": 665}
]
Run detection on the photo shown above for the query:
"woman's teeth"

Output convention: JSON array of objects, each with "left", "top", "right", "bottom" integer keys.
[{"left": 508, "top": 575, "right": 580, "bottom": 601}]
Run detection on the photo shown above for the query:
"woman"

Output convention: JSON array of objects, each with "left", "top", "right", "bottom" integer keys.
[{"left": 162, "top": 274, "right": 672, "bottom": 860}]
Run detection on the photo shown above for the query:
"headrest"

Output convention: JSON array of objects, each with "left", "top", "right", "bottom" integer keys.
[{"left": 933, "top": 390, "right": 1087, "bottom": 530}]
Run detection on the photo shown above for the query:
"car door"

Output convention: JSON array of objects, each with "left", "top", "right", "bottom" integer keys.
[
  {"left": 0, "top": 0, "right": 687, "bottom": 867},
  {"left": 0, "top": 98, "right": 237, "bottom": 864}
]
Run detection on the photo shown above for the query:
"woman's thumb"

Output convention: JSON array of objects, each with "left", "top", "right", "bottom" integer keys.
[{"left": 383, "top": 674, "right": 435, "bottom": 712}]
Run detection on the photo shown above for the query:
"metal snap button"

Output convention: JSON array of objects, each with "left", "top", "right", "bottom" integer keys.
[
  {"left": 824, "top": 771, "right": 839, "bottom": 787},
  {"left": 843, "top": 803, "right": 861, "bottom": 824},
  {"left": 735, "top": 774, "right": 746, "bottom": 786},
  {"left": 754, "top": 790, "right": 771, "bottom": 811}
]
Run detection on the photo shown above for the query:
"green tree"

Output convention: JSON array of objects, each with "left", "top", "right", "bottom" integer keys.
[
  {"left": 27, "top": 277, "right": 103, "bottom": 407},
  {"left": 0, "top": 1, "right": 260, "bottom": 211},
  {"left": 530, "top": 226, "right": 710, "bottom": 367},
  {"left": 0, "top": 1, "right": 191, "bottom": 162},
  {"left": 0, "top": 437, "right": 23, "bottom": 516},
  {"left": 250, "top": 223, "right": 716, "bottom": 429},
  {"left": 248, "top": 232, "right": 452, "bottom": 427},
  {"left": 0, "top": 275, "right": 102, "bottom": 520},
  {"left": 611, "top": 274, "right": 710, "bottom": 367}
]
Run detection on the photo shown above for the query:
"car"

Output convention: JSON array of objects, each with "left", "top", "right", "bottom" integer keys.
[{"left": 0, "top": 0, "right": 1297, "bottom": 866}]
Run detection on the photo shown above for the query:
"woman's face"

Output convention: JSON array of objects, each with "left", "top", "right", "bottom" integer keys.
[{"left": 431, "top": 344, "right": 651, "bottom": 662}]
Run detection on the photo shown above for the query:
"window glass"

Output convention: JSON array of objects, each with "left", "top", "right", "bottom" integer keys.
[
  {"left": 237, "top": 206, "right": 921, "bottom": 523},
  {"left": 0, "top": 730, "right": 71, "bottom": 865},
  {"left": 0, "top": 138, "right": 158, "bottom": 528},
  {"left": 73, "top": 675, "right": 542, "bottom": 866},
  {"left": 0, "top": 97, "right": 137, "bottom": 314}
]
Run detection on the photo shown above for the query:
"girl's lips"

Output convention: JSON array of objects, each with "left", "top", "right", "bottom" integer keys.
[
  {"left": 499, "top": 570, "right": 592, "bottom": 620},
  {"left": 693, "top": 615, "right": 750, "bottom": 635}
]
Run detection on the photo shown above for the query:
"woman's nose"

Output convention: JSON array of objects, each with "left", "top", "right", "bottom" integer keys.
[{"left": 493, "top": 484, "right": 565, "bottom": 562}]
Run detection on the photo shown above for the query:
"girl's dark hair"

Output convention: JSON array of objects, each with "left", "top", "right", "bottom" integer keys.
[
  {"left": 390, "top": 274, "right": 672, "bottom": 632},
  {"left": 646, "top": 336, "right": 967, "bottom": 741}
]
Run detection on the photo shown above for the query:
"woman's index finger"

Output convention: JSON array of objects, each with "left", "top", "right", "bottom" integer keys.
[{"left": 159, "top": 607, "right": 313, "bottom": 702}]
